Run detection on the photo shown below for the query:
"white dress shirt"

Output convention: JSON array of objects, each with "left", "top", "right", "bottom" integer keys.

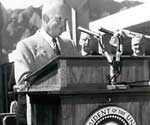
[{"left": 40, "top": 28, "right": 61, "bottom": 50}]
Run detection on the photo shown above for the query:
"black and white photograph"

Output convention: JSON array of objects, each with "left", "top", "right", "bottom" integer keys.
[{"left": 0, "top": 0, "right": 150, "bottom": 125}]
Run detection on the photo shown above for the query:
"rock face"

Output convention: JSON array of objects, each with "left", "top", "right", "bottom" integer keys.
[{"left": 1, "top": 6, "right": 42, "bottom": 62}]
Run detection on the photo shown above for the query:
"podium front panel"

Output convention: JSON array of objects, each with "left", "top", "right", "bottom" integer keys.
[
  {"left": 29, "top": 56, "right": 110, "bottom": 91},
  {"left": 117, "top": 58, "right": 149, "bottom": 83},
  {"left": 28, "top": 56, "right": 150, "bottom": 91},
  {"left": 25, "top": 56, "right": 150, "bottom": 125},
  {"left": 29, "top": 88, "right": 150, "bottom": 125}
]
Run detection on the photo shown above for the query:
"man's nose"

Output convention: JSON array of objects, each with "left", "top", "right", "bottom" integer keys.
[
  {"left": 85, "top": 39, "right": 89, "bottom": 43},
  {"left": 60, "top": 20, "right": 66, "bottom": 31},
  {"left": 136, "top": 44, "right": 140, "bottom": 48},
  {"left": 84, "top": 39, "right": 89, "bottom": 46}
]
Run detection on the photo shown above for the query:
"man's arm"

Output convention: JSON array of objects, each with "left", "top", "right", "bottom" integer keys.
[{"left": 13, "top": 41, "right": 34, "bottom": 90}]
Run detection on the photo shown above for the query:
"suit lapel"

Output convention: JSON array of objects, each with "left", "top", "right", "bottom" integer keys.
[
  {"left": 35, "top": 31, "right": 57, "bottom": 61},
  {"left": 58, "top": 37, "right": 75, "bottom": 56}
]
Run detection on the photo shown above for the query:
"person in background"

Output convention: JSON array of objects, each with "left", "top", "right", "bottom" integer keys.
[
  {"left": 109, "top": 29, "right": 146, "bottom": 56},
  {"left": 131, "top": 35, "right": 146, "bottom": 56},
  {"left": 13, "top": 1, "right": 80, "bottom": 125},
  {"left": 79, "top": 33, "right": 100, "bottom": 56}
]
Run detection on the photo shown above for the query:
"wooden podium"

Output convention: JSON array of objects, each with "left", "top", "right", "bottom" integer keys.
[{"left": 25, "top": 56, "right": 150, "bottom": 125}]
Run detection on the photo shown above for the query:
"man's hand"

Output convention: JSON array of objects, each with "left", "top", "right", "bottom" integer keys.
[{"left": 13, "top": 75, "right": 30, "bottom": 92}]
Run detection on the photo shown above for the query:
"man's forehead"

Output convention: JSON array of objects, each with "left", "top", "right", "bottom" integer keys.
[
  {"left": 43, "top": 2, "right": 70, "bottom": 18},
  {"left": 132, "top": 37, "right": 143, "bottom": 45}
]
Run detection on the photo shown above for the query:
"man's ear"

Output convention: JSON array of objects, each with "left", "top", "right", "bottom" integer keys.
[{"left": 43, "top": 14, "right": 49, "bottom": 23}]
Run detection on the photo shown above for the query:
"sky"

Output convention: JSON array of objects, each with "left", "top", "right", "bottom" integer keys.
[
  {"left": 0, "top": 0, "right": 44, "bottom": 9},
  {"left": 1, "top": 0, "right": 149, "bottom": 9}
]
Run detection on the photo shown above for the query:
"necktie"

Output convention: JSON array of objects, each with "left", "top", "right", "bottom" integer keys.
[{"left": 52, "top": 38, "right": 61, "bottom": 55}]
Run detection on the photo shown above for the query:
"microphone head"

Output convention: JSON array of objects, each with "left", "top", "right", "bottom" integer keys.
[
  {"left": 109, "top": 36, "right": 119, "bottom": 47},
  {"left": 78, "top": 26, "right": 100, "bottom": 37},
  {"left": 78, "top": 26, "right": 83, "bottom": 31},
  {"left": 99, "top": 27, "right": 114, "bottom": 36}
]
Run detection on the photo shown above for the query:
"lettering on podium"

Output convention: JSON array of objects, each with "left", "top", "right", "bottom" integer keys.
[{"left": 85, "top": 106, "right": 136, "bottom": 125}]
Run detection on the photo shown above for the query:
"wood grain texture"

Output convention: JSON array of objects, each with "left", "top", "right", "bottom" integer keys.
[
  {"left": 30, "top": 89, "right": 150, "bottom": 125},
  {"left": 28, "top": 56, "right": 150, "bottom": 91},
  {"left": 117, "top": 59, "right": 149, "bottom": 83},
  {"left": 29, "top": 56, "right": 110, "bottom": 91},
  {"left": 26, "top": 56, "right": 150, "bottom": 125}
]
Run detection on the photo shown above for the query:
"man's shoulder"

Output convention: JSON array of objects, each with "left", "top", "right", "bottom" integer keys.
[
  {"left": 59, "top": 37, "right": 81, "bottom": 56},
  {"left": 17, "top": 30, "right": 42, "bottom": 47},
  {"left": 59, "top": 37, "right": 72, "bottom": 42},
  {"left": 59, "top": 37, "right": 75, "bottom": 46}
]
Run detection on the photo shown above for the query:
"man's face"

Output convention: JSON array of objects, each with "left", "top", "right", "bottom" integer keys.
[
  {"left": 47, "top": 15, "right": 67, "bottom": 37},
  {"left": 44, "top": 3, "right": 69, "bottom": 38},
  {"left": 80, "top": 34, "right": 99, "bottom": 55},
  {"left": 131, "top": 38, "right": 145, "bottom": 56},
  {"left": 82, "top": 35, "right": 93, "bottom": 53}
]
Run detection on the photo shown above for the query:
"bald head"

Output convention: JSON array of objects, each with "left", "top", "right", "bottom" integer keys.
[
  {"left": 42, "top": 1, "right": 70, "bottom": 21},
  {"left": 42, "top": 1, "right": 70, "bottom": 37}
]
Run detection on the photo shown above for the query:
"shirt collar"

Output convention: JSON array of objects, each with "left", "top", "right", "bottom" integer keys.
[{"left": 40, "top": 28, "right": 55, "bottom": 48}]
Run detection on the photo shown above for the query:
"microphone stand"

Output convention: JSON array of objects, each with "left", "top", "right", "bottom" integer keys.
[
  {"left": 106, "top": 34, "right": 128, "bottom": 90},
  {"left": 98, "top": 28, "right": 128, "bottom": 89},
  {"left": 78, "top": 27, "right": 127, "bottom": 89},
  {"left": 98, "top": 33, "right": 127, "bottom": 89},
  {"left": 97, "top": 33, "right": 123, "bottom": 85}
]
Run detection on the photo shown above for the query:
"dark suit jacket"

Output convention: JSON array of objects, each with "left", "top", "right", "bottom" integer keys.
[{"left": 13, "top": 30, "right": 80, "bottom": 84}]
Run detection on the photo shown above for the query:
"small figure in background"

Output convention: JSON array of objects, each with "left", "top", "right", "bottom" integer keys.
[
  {"left": 109, "top": 29, "right": 147, "bottom": 56},
  {"left": 131, "top": 35, "right": 146, "bottom": 56},
  {"left": 79, "top": 33, "right": 100, "bottom": 56}
]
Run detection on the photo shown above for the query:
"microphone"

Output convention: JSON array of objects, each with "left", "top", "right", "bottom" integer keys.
[
  {"left": 78, "top": 27, "right": 100, "bottom": 37},
  {"left": 99, "top": 27, "right": 114, "bottom": 36},
  {"left": 122, "top": 29, "right": 150, "bottom": 39},
  {"left": 99, "top": 27, "right": 150, "bottom": 39}
]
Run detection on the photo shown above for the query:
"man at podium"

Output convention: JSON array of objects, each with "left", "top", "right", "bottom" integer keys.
[{"left": 12, "top": 1, "right": 80, "bottom": 125}]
